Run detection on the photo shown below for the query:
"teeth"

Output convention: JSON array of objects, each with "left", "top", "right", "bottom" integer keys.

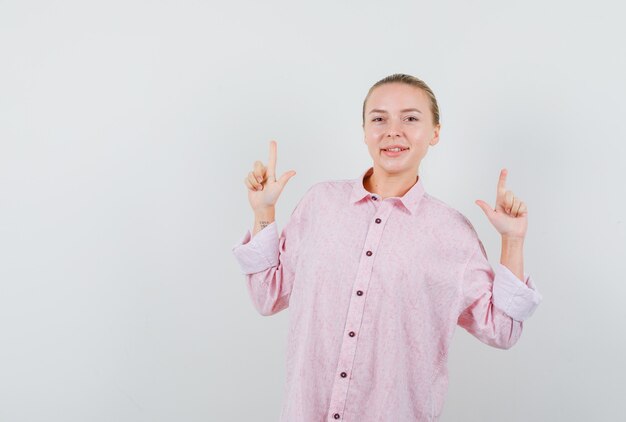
[{"left": 385, "top": 148, "right": 405, "bottom": 152}]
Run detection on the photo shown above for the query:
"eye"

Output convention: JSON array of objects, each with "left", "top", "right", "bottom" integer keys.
[
  {"left": 372, "top": 117, "right": 383, "bottom": 122},
  {"left": 407, "top": 116, "right": 419, "bottom": 121}
]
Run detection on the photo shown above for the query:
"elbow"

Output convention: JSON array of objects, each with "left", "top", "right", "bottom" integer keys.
[
  {"left": 495, "top": 338, "right": 518, "bottom": 350},
  {"left": 245, "top": 266, "right": 293, "bottom": 317},
  {"left": 256, "top": 303, "right": 279, "bottom": 317},
  {"left": 257, "top": 308, "right": 274, "bottom": 317},
  {"left": 492, "top": 320, "right": 523, "bottom": 350},
  {"left": 254, "top": 292, "right": 290, "bottom": 317}
]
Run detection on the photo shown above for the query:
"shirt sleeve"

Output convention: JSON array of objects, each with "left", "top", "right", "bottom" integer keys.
[
  {"left": 231, "top": 194, "right": 308, "bottom": 316},
  {"left": 457, "top": 238, "right": 543, "bottom": 349}
]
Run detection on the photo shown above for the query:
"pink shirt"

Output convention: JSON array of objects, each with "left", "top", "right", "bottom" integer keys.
[{"left": 232, "top": 167, "right": 542, "bottom": 422}]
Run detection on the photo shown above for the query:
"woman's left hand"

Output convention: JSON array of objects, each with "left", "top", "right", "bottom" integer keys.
[{"left": 475, "top": 168, "right": 527, "bottom": 240}]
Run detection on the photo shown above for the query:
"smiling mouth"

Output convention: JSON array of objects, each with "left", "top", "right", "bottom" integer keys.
[{"left": 381, "top": 147, "right": 409, "bottom": 152}]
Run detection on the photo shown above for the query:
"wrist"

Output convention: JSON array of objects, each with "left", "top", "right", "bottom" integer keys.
[
  {"left": 502, "top": 235, "right": 524, "bottom": 243},
  {"left": 501, "top": 236, "right": 525, "bottom": 250},
  {"left": 252, "top": 207, "right": 275, "bottom": 237},
  {"left": 254, "top": 207, "right": 275, "bottom": 220}
]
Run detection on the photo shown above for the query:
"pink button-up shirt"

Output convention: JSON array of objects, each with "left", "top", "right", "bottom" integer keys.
[{"left": 232, "top": 166, "right": 542, "bottom": 422}]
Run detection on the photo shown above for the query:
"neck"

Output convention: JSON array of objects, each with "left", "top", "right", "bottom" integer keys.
[{"left": 364, "top": 167, "right": 419, "bottom": 199}]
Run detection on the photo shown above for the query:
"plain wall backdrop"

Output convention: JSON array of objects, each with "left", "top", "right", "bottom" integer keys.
[{"left": 1, "top": 0, "right": 625, "bottom": 421}]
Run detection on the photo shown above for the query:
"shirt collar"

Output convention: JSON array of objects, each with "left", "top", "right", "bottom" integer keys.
[{"left": 349, "top": 166, "right": 426, "bottom": 215}]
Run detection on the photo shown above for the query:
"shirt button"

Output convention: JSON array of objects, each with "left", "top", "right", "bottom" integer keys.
[
  {"left": 333, "top": 413, "right": 341, "bottom": 419},
  {"left": 356, "top": 290, "right": 363, "bottom": 296},
  {"left": 366, "top": 250, "right": 372, "bottom": 256},
  {"left": 375, "top": 218, "right": 381, "bottom": 224},
  {"left": 371, "top": 195, "right": 377, "bottom": 201},
  {"left": 349, "top": 331, "right": 355, "bottom": 337},
  {"left": 340, "top": 371, "right": 347, "bottom": 378}
]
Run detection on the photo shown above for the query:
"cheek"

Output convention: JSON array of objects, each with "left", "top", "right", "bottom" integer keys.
[
  {"left": 370, "top": 127, "right": 386, "bottom": 137},
  {"left": 410, "top": 144, "right": 430, "bottom": 159},
  {"left": 364, "top": 141, "right": 382, "bottom": 157},
  {"left": 408, "top": 126, "right": 426, "bottom": 136},
  {"left": 365, "top": 125, "right": 384, "bottom": 137},
  {"left": 363, "top": 133, "right": 377, "bottom": 147}
]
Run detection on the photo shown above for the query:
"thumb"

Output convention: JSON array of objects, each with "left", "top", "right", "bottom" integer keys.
[
  {"left": 475, "top": 199, "right": 496, "bottom": 219},
  {"left": 277, "top": 170, "right": 297, "bottom": 187}
]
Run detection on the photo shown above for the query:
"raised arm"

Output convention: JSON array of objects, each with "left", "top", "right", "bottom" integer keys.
[
  {"left": 233, "top": 140, "right": 301, "bottom": 316},
  {"left": 459, "top": 168, "right": 542, "bottom": 348}
]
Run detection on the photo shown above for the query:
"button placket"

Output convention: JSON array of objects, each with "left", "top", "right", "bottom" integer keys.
[{"left": 327, "top": 201, "right": 394, "bottom": 420}]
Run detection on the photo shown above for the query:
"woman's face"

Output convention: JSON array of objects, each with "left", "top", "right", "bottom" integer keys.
[{"left": 363, "top": 83, "right": 440, "bottom": 178}]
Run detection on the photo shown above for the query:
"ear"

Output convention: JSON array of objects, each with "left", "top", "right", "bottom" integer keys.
[{"left": 430, "top": 124, "right": 441, "bottom": 146}]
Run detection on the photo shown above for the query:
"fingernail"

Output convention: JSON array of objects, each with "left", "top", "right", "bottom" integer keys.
[{"left": 256, "top": 177, "right": 262, "bottom": 183}]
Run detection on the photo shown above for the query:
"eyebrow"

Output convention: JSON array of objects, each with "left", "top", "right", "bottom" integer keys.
[{"left": 368, "top": 108, "right": 422, "bottom": 114}]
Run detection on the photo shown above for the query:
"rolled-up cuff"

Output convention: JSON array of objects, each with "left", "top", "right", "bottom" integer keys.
[
  {"left": 492, "top": 263, "right": 543, "bottom": 321},
  {"left": 231, "top": 222, "right": 280, "bottom": 274}
]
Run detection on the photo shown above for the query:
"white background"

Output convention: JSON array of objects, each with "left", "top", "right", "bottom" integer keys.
[{"left": 1, "top": 1, "right": 624, "bottom": 421}]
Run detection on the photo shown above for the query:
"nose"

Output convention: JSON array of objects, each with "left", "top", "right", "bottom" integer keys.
[{"left": 386, "top": 119, "right": 401, "bottom": 137}]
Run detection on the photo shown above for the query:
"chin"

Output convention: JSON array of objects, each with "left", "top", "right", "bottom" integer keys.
[{"left": 377, "top": 163, "right": 410, "bottom": 173}]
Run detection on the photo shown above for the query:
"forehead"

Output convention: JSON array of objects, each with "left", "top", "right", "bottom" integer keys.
[{"left": 366, "top": 83, "right": 428, "bottom": 111}]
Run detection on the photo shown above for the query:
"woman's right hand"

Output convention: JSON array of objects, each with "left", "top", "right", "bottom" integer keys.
[{"left": 244, "top": 140, "right": 297, "bottom": 212}]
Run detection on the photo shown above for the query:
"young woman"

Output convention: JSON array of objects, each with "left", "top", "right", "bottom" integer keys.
[{"left": 232, "top": 73, "right": 542, "bottom": 422}]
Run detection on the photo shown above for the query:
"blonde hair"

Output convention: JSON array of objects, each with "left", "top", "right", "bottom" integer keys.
[{"left": 362, "top": 73, "right": 440, "bottom": 127}]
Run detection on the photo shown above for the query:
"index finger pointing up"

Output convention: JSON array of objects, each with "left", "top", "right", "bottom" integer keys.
[
  {"left": 267, "top": 140, "right": 277, "bottom": 181},
  {"left": 497, "top": 168, "right": 508, "bottom": 195}
]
